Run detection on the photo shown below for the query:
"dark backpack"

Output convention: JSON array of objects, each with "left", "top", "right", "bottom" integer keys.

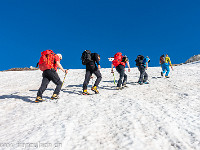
[
  {"left": 81, "top": 50, "right": 92, "bottom": 65},
  {"left": 135, "top": 55, "right": 144, "bottom": 66},
  {"left": 122, "top": 55, "right": 129, "bottom": 62},
  {"left": 160, "top": 54, "right": 165, "bottom": 64}
]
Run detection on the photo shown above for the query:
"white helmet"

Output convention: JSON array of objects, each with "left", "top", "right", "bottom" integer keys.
[{"left": 57, "top": 54, "right": 62, "bottom": 60}]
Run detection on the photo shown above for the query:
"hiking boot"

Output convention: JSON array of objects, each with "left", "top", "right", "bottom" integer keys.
[
  {"left": 138, "top": 81, "right": 143, "bottom": 85},
  {"left": 91, "top": 86, "right": 99, "bottom": 94},
  {"left": 143, "top": 81, "right": 149, "bottom": 84},
  {"left": 35, "top": 96, "right": 45, "bottom": 103},
  {"left": 122, "top": 84, "right": 128, "bottom": 88},
  {"left": 51, "top": 94, "right": 59, "bottom": 100},
  {"left": 165, "top": 76, "right": 170, "bottom": 78},
  {"left": 122, "top": 82, "right": 127, "bottom": 87},
  {"left": 82, "top": 89, "right": 90, "bottom": 95},
  {"left": 161, "top": 72, "right": 163, "bottom": 77},
  {"left": 116, "top": 87, "right": 123, "bottom": 90}
]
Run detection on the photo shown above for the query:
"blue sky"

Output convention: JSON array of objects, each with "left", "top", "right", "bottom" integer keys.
[{"left": 0, "top": 0, "right": 200, "bottom": 71}]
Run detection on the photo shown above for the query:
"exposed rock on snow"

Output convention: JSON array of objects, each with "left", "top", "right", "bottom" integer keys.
[
  {"left": 3, "top": 67, "right": 38, "bottom": 71},
  {"left": 185, "top": 54, "right": 200, "bottom": 64}
]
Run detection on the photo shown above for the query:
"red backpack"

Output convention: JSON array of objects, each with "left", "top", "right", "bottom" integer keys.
[
  {"left": 112, "top": 52, "right": 126, "bottom": 67},
  {"left": 38, "top": 50, "right": 56, "bottom": 71}
]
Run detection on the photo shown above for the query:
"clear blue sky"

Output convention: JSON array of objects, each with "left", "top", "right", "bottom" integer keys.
[{"left": 1, "top": 0, "right": 200, "bottom": 71}]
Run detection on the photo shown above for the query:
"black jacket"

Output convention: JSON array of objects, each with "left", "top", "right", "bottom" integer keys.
[{"left": 86, "top": 53, "right": 100, "bottom": 71}]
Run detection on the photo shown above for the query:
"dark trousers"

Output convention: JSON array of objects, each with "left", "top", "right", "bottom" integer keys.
[
  {"left": 138, "top": 66, "right": 148, "bottom": 82},
  {"left": 116, "top": 65, "right": 127, "bottom": 87},
  {"left": 37, "top": 69, "right": 62, "bottom": 97},
  {"left": 83, "top": 69, "right": 102, "bottom": 90}
]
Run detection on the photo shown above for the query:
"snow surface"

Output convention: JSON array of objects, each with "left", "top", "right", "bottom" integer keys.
[{"left": 0, "top": 62, "right": 200, "bottom": 150}]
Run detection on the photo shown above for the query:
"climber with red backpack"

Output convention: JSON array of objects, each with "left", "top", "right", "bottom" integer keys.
[
  {"left": 111, "top": 52, "right": 131, "bottom": 89},
  {"left": 35, "top": 50, "right": 68, "bottom": 103}
]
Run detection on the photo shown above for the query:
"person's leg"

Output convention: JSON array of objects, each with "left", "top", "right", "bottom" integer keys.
[
  {"left": 83, "top": 70, "right": 92, "bottom": 91},
  {"left": 91, "top": 69, "right": 102, "bottom": 94},
  {"left": 138, "top": 66, "right": 145, "bottom": 83},
  {"left": 116, "top": 65, "right": 125, "bottom": 87},
  {"left": 165, "top": 65, "right": 170, "bottom": 77},
  {"left": 143, "top": 71, "right": 148, "bottom": 82},
  {"left": 93, "top": 70, "right": 102, "bottom": 87},
  {"left": 122, "top": 73, "right": 127, "bottom": 86},
  {"left": 37, "top": 71, "right": 50, "bottom": 97},
  {"left": 161, "top": 64, "right": 166, "bottom": 74},
  {"left": 50, "top": 70, "right": 62, "bottom": 95}
]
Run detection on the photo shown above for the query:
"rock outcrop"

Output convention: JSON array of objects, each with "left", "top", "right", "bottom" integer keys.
[
  {"left": 185, "top": 54, "right": 200, "bottom": 64},
  {"left": 4, "top": 67, "right": 38, "bottom": 71}
]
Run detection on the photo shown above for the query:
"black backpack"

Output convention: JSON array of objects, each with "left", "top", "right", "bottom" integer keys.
[
  {"left": 122, "top": 55, "right": 129, "bottom": 62},
  {"left": 81, "top": 50, "right": 92, "bottom": 65},
  {"left": 135, "top": 55, "right": 144, "bottom": 66}
]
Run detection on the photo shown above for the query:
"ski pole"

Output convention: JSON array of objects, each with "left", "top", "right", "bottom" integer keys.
[{"left": 61, "top": 73, "right": 67, "bottom": 88}]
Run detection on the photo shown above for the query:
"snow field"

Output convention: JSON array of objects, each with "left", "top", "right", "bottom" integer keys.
[{"left": 0, "top": 62, "right": 200, "bottom": 150}]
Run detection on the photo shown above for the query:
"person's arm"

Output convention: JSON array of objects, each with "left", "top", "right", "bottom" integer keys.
[
  {"left": 168, "top": 58, "right": 174, "bottom": 70},
  {"left": 145, "top": 62, "right": 148, "bottom": 69},
  {"left": 56, "top": 61, "right": 68, "bottom": 74},
  {"left": 126, "top": 61, "right": 131, "bottom": 72},
  {"left": 98, "top": 65, "right": 101, "bottom": 70},
  {"left": 111, "top": 64, "right": 114, "bottom": 73},
  {"left": 95, "top": 53, "right": 101, "bottom": 70},
  {"left": 170, "top": 64, "right": 173, "bottom": 70}
]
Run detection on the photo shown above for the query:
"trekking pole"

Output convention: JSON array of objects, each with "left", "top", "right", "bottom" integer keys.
[
  {"left": 61, "top": 73, "right": 67, "bottom": 88},
  {"left": 108, "top": 57, "right": 116, "bottom": 85},
  {"left": 113, "top": 72, "right": 116, "bottom": 85}
]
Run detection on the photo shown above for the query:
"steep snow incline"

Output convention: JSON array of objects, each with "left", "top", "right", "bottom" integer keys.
[{"left": 0, "top": 63, "right": 200, "bottom": 150}]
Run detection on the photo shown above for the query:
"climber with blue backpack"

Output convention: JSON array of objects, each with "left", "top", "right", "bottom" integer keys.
[{"left": 160, "top": 54, "right": 173, "bottom": 78}]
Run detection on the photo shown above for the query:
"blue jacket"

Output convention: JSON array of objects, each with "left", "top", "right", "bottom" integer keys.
[{"left": 143, "top": 57, "right": 150, "bottom": 67}]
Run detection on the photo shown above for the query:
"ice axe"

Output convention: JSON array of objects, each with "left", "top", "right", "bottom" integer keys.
[
  {"left": 113, "top": 72, "right": 116, "bottom": 85},
  {"left": 108, "top": 57, "right": 116, "bottom": 85},
  {"left": 61, "top": 71, "right": 68, "bottom": 88}
]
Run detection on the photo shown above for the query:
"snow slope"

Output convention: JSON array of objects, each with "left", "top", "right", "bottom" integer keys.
[{"left": 0, "top": 62, "right": 200, "bottom": 150}]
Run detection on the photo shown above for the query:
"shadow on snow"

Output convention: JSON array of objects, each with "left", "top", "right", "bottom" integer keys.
[{"left": 0, "top": 94, "right": 39, "bottom": 103}]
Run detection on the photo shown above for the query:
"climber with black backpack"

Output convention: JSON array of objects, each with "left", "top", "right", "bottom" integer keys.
[
  {"left": 81, "top": 50, "right": 102, "bottom": 95},
  {"left": 135, "top": 55, "right": 150, "bottom": 85}
]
